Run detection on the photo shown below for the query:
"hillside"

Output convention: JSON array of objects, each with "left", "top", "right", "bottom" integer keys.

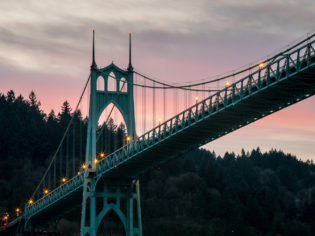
[{"left": 0, "top": 90, "right": 315, "bottom": 236}]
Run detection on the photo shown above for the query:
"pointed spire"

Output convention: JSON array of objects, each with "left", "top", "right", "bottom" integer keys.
[
  {"left": 128, "top": 32, "right": 133, "bottom": 72},
  {"left": 91, "top": 28, "right": 97, "bottom": 68}
]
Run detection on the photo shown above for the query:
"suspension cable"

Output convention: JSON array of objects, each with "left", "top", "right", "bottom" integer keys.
[
  {"left": 133, "top": 33, "right": 315, "bottom": 89},
  {"left": 30, "top": 74, "right": 91, "bottom": 200}
]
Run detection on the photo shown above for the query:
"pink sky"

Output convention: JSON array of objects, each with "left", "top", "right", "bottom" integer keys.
[{"left": 1, "top": 0, "right": 315, "bottom": 161}]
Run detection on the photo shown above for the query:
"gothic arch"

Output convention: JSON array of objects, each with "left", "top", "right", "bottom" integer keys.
[
  {"left": 107, "top": 72, "right": 117, "bottom": 92},
  {"left": 120, "top": 78, "right": 128, "bottom": 92},
  {"left": 97, "top": 76, "right": 105, "bottom": 91},
  {"left": 96, "top": 207, "right": 126, "bottom": 233},
  {"left": 97, "top": 100, "right": 128, "bottom": 129}
]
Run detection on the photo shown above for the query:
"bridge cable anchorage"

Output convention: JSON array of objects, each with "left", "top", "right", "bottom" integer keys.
[{"left": 29, "top": 74, "right": 91, "bottom": 201}]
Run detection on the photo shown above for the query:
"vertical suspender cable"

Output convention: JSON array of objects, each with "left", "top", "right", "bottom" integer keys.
[
  {"left": 163, "top": 88, "right": 166, "bottom": 122},
  {"left": 72, "top": 119, "right": 76, "bottom": 176},
  {"left": 104, "top": 126, "right": 107, "bottom": 154},
  {"left": 80, "top": 120, "right": 83, "bottom": 163},
  {"left": 114, "top": 122, "right": 118, "bottom": 151},
  {"left": 47, "top": 168, "right": 50, "bottom": 189},
  {"left": 54, "top": 158, "right": 56, "bottom": 188},
  {"left": 184, "top": 90, "right": 187, "bottom": 109},
  {"left": 106, "top": 124, "right": 109, "bottom": 154},
  {"left": 134, "top": 74, "right": 137, "bottom": 133},
  {"left": 66, "top": 133, "right": 69, "bottom": 178},
  {"left": 142, "top": 78, "right": 146, "bottom": 133},
  {"left": 174, "top": 88, "right": 178, "bottom": 115},
  {"left": 153, "top": 81, "right": 156, "bottom": 128},
  {"left": 101, "top": 125, "right": 104, "bottom": 152},
  {"left": 59, "top": 145, "right": 62, "bottom": 179}
]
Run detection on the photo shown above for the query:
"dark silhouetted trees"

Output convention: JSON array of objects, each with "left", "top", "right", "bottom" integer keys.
[{"left": 1, "top": 90, "right": 315, "bottom": 235}]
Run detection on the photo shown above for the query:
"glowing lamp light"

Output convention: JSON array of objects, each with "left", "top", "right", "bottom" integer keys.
[
  {"left": 81, "top": 163, "right": 87, "bottom": 170},
  {"left": 3, "top": 214, "right": 8, "bottom": 221},
  {"left": 195, "top": 96, "right": 199, "bottom": 102},
  {"left": 28, "top": 199, "right": 33, "bottom": 205},
  {"left": 94, "top": 158, "right": 98, "bottom": 165},
  {"left": 61, "top": 177, "right": 67, "bottom": 183},
  {"left": 126, "top": 136, "right": 131, "bottom": 142},
  {"left": 100, "top": 152, "right": 105, "bottom": 158},
  {"left": 225, "top": 81, "right": 230, "bottom": 87},
  {"left": 15, "top": 208, "right": 20, "bottom": 213},
  {"left": 258, "top": 62, "right": 264, "bottom": 69},
  {"left": 44, "top": 189, "right": 49, "bottom": 195}
]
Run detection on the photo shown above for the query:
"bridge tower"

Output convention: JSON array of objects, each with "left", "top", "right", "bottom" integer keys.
[{"left": 80, "top": 31, "right": 142, "bottom": 236}]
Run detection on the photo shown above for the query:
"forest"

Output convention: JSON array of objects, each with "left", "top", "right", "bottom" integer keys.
[{"left": 0, "top": 90, "right": 315, "bottom": 236}]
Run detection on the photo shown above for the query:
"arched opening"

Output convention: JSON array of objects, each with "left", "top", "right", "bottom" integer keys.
[
  {"left": 97, "top": 103, "right": 127, "bottom": 156},
  {"left": 107, "top": 72, "right": 117, "bottom": 92},
  {"left": 97, "top": 209, "right": 125, "bottom": 236},
  {"left": 120, "top": 78, "right": 127, "bottom": 92},
  {"left": 97, "top": 76, "right": 105, "bottom": 91}
]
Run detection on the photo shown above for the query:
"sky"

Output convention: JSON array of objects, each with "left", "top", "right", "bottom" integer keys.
[{"left": 1, "top": 0, "right": 315, "bottom": 161}]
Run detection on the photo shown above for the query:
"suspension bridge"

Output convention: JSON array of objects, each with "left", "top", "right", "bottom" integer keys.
[{"left": 1, "top": 31, "right": 315, "bottom": 236}]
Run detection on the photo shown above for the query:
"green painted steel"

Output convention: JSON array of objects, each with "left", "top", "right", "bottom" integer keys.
[
  {"left": 2, "top": 36, "right": 315, "bottom": 235},
  {"left": 80, "top": 31, "right": 139, "bottom": 236}
]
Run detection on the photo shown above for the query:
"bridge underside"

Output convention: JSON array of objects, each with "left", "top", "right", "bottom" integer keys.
[{"left": 98, "top": 63, "right": 315, "bottom": 180}]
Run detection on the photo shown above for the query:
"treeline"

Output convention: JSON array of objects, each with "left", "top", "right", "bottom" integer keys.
[
  {"left": 141, "top": 149, "right": 315, "bottom": 236},
  {"left": 0, "top": 90, "right": 125, "bottom": 215},
  {"left": 1, "top": 90, "right": 315, "bottom": 235}
]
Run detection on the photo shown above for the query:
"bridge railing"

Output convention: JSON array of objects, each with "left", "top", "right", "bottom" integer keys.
[
  {"left": 24, "top": 173, "right": 84, "bottom": 217},
  {"left": 95, "top": 39, "right": 315, "bottom": 175}
]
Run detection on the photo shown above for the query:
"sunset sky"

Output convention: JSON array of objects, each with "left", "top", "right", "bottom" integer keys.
[{"left": 1, "top": 0, "right": 315, "bottom": 161}]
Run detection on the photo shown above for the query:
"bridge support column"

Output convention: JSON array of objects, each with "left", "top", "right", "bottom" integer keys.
[{"left": 80, "top": 179, "right": 142, "bottom": 236}]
